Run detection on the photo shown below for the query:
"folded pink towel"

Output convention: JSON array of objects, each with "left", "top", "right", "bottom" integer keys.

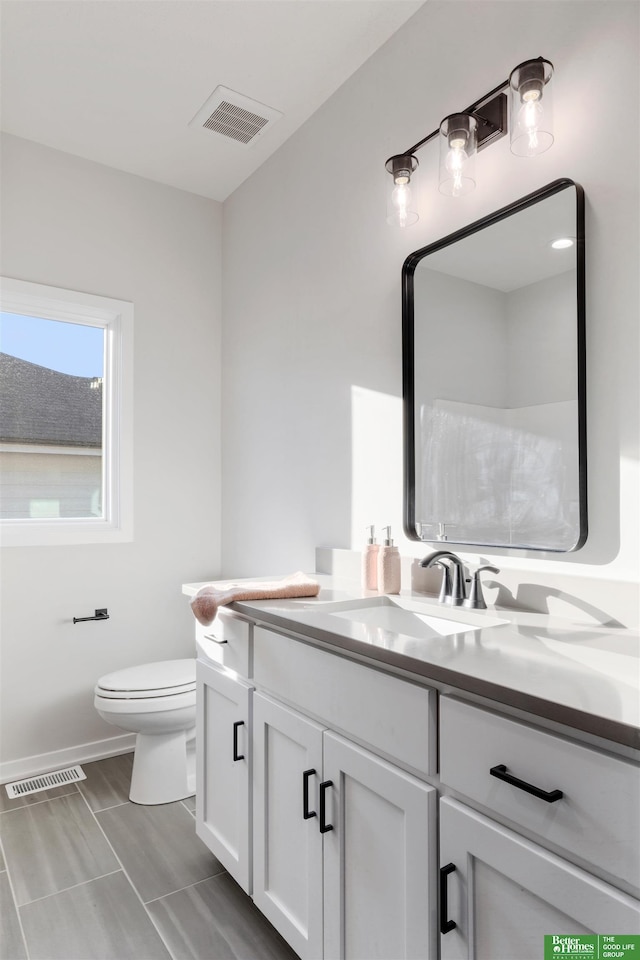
[{"left": 190, "top": 571, "right": 320, "bottom": 626}]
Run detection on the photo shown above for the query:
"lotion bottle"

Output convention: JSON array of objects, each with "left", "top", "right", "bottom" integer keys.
[
  {"left": 361, "top": 525, "right": 379, "bottom": 592},
  {"left": 378, "top": 526, "right": 401, "bottom": 595}
]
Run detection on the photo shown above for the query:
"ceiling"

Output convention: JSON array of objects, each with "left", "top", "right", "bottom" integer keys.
[{"left": 0, "top": 0, "right": 424, "bottom": 202}]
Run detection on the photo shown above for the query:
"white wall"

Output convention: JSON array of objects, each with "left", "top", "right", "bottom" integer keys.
[
  {"left": 414, "top": 270, "right": 507, "bottom": 406},
  {"left": 221, "top": 1, "right": 639, "bottom": 624},
  {"left": 507, "top": 271, "right": 576, "bottom": 406},
  {"left": 0, "top": 135, "right": 222, "bottom": 776}
]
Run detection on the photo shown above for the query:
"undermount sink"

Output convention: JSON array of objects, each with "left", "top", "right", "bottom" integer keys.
[{"left": 321, "top": 596, "right": 509, "bottom": 640}]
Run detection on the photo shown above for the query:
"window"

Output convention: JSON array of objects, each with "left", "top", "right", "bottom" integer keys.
[{"left": 0, "top": 278, "right": 133, "bottom": 545}]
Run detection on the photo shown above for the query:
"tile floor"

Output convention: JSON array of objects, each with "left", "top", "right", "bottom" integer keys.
[{"left": 0, "top": 753, "right": 299, "bottom": 960}]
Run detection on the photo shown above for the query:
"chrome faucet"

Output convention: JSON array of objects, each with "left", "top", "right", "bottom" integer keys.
[
  {"left": 420, "top": 550, "right": 500, "bottom": 609},
  {"left": 420, "top": 550, "right": 467, "bottom": 606}
]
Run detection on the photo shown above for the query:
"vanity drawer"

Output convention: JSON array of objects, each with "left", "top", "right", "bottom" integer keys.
[
  {"left": 440, "top": 696, "right": 640, "bottom": 889},
  {"left": 253, "top": 626, "right": 436, "bottom": 776},
  {"left": 195, "top": 609, "right": 251, "bottom": 676}
]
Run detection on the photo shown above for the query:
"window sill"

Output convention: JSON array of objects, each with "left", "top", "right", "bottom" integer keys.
[{"left": 1, "top": 517, "right": 133, "bottom": 547}]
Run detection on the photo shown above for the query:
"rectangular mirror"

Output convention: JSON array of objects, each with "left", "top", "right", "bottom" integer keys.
[{"left": 402, "top": 179, "right": 586, "bottom": 551}]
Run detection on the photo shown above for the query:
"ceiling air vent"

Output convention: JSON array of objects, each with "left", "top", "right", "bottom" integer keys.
[{"left": 189, "top": 86, "right": 283, "bottom": 146}]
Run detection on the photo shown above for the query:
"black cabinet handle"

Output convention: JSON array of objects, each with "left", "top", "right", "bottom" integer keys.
[
  {"left": 440, "top": 863, "right": 456, "bottom": 934},
  {"left": 303, "top": 769, "right": 317, "bottom": 819},
  {"left": 319, "top": 780, "right": 333, "bottom": 833},
  {"left": 490, "top": 764, "right": 563, "bottom": 803},
  {"left": 233, "top": 721, "right": 245, "bottom": 761}
]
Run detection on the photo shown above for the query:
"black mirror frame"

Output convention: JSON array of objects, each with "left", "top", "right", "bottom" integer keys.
[{"left": 402, "top": 178, "right": 587, "bottom": 552}]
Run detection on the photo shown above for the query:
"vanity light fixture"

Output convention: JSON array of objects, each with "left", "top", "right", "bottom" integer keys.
[
  {"left": 439, "top": 114, "right": 478, "bottom": 197},
  {"left": 385, "top": 57, "right": 554, "bottom": 226},
  {"left": 385, "top": 154, "right": 420, "bottom": 226},
  {"left": 509, "top": 59, "right": 554, "bottom": 157}
]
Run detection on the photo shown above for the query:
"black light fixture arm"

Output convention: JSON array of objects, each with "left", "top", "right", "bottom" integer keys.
[
  {"left": 400, "top": 77, "right": 509, "bottom": 159},
  {"left": 392, "top": 57, "right": 548, "bottom": 161}
]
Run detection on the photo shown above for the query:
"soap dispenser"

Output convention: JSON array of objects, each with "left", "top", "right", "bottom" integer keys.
[
  {"left": 361, "top": 525, "right": 379, "bottom": 592},
  {"left": 378, "top": 526, "right": 401, "bottom": 595}
]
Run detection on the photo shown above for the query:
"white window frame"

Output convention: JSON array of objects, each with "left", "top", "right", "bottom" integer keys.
[{"left": 0, "top": 277, "right": 133, "bottom": 546}]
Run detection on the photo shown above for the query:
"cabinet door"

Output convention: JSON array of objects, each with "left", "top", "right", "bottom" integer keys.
[
  {"left": 196, "top": 659, "right": 252, "bottom": 893},
  {"left": 440, "top": 798, "right": 640, "bottom": 960},
  {"left": 323, "top": 731, "right": 437, "bottom": 960},
  {"left": 253, "top": 693, "right": 325, "bottom": 960}
]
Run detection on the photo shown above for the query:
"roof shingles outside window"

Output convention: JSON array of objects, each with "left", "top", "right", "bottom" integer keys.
[{"left": 0, "top": 353, "right": 102, "bottom": 447}]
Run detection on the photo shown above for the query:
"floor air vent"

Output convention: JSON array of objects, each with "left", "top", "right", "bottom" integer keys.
[
  {"left": 189, "top": 85, "right": 283, "bottom": 146},
  {"left": 5, "top": 765, "right": 86, "bottom": 799}
]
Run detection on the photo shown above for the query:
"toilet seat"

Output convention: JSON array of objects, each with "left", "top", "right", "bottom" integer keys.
[{"left": 95, "top": 659, "right": 196, "bottom": 700}]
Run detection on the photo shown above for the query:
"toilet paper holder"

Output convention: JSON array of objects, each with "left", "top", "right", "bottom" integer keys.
[{"left": 73, "top": 608, "right": 110, "bottom": 624}]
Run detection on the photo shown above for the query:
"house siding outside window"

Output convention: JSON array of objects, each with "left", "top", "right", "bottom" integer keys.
[{"left": 0, "top": 352, "right": 104, "bottom": 519}]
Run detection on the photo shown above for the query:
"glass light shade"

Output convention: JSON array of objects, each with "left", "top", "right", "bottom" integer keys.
[
  {"left": 439, "top": 114, "right": 477, "bottom": 197},
  {"left": 385, "top": 154, "right": 419, "bottom": 227},
  {"left": 509, "top": 59, "right": 554, "bottom": 157}
]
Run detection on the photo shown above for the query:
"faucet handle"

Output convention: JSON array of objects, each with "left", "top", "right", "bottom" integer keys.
[{"left": 463, "top": 565, "right": 500, "bottom": 610}]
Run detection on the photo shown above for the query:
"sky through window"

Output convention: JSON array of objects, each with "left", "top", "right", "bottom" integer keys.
[{"left": 0, "top": 312, "right": 104, "bottom": 377}]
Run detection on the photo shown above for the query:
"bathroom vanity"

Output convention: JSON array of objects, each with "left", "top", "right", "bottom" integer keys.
[{"left": 182, "top": 576, "right": 640, "bottom": 960}]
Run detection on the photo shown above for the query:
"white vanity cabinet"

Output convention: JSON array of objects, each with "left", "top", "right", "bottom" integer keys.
[
  {"left": 252, "top": 691, "right": 437, "bottom": 960},
  {"left": 191, "top": 596, "right": 640, "bottom": 960},
  {"left": 321, "top": 729, "right": 436, "bottom": 960},
  {"left": 438, "top": 697, "right": 640, "bottom": 959},
  {"left": 252, "top": 691, "right": 325, "bottom": 958},
  {"left": 195, "top": 657, "right": 253, "bottom": 893},
  {"left": 196, "top": 613, "right": 438, "bottom": 960}
]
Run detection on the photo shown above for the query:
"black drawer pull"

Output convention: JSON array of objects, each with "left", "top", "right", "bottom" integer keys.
[
  {"left": 490, "top": 764, "right": 563, "bottom": 803},
  {"left": 440, "top": 863, "right": 456, "bottom": 934},
  {"left": 319, "top": 780, "right": 333, "bottom": 833},
  {"left": 303, "top": 769, "right": 317, "bottom": 819},
  {"left": 204, "top": 634, "right": 228, "bottom": 645},
  {"left": 233, "top": 721, "right": 245, "bottom": 761}
]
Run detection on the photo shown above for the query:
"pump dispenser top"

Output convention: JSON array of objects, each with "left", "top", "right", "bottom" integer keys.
[{"left": 378, "top": 525, "right": 401, "bottom": 594}]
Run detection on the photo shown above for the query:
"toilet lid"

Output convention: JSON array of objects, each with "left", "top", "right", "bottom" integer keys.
[{"left": 96, "top": 659, "right": 196, "bottom": 699}]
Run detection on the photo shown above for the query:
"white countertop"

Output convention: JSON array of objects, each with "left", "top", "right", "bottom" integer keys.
[{"left": 183, "top": 574, "right": 640, "bottom": 750}]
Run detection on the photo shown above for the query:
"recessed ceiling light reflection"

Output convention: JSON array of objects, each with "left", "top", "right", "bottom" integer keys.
[{"left": 550, "top": 237, "right": 575, "bottom": 249}]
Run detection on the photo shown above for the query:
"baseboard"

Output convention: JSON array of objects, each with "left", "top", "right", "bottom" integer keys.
[{"left": 0, "top": 733, "right": 136, "bottom": 785}]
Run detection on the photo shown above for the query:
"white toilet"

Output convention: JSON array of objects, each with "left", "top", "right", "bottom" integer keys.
[{"left": 94, "top": 659, "right": 196, "bottom": 805}]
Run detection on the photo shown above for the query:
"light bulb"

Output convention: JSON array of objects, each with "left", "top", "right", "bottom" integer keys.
[
  {"left": 509, "top": 59, "right": 554, "bottom": 157},
  {"left": 439, "top": 115, "right": 477, "bottom": 197},
  {"left": 385, "top": 154, "right": 419, "bottom": 227},
  {"left": 391, "top": 182, "right": 414, "bottom": 227},
  {"left": 445, "top": 138, "right": 469, "bottom": 197},
  {"left": 519, "top": 93, "right": 544, "bottom": 153}
]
